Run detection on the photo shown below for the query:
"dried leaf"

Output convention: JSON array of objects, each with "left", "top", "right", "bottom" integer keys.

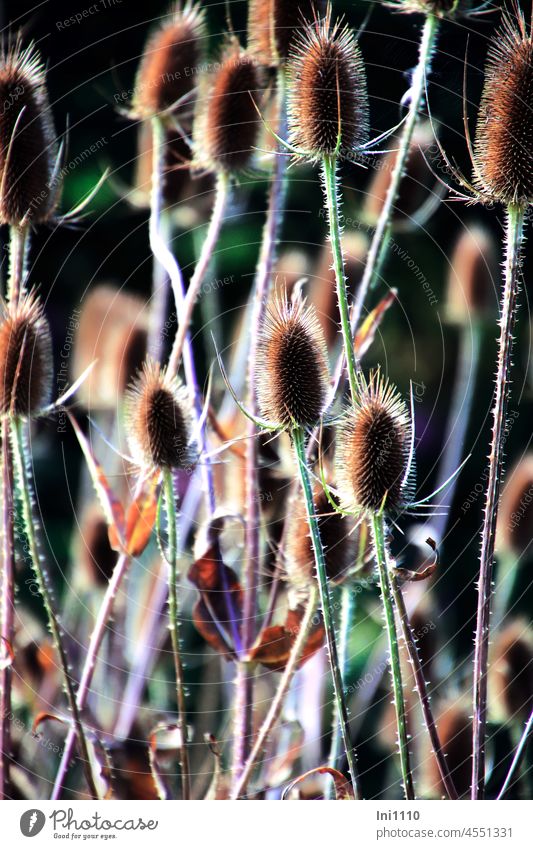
[
  {"left": 32, "top": 711, "right": 69, "bottom": 733},
  {"left": 125, "top": 472, "right": 160, "bottom": 556},
  {"left": 282, "top": 766, "right": 355, "bottom": 800},
  {"left": 354, "top": 289, "right": 397, "bottom": 359},
  {"left": 250, "top": 606, "right": 324, "bottom": 671}
]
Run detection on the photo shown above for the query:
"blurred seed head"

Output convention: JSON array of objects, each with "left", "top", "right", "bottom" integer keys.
[
  {"left": 0, "top": 40, "right": 59, "bottom": 226},
  {"left": 446, "top": 225, "right": 497, "bottom": 323},
  {"left": 79, "top": 507, "right": 118, "bottom": 588},
  {"left": 424, "top": 700, "right": 472, "bottom": 799},
  {"left": 363, "top": 123, "right": 435, "bottom": 228},
  {"left": 194, "top": 42, "right": 262, "bottom": 174},
  {"left": 248, "top": 0, "right": 326, "bottom": 66},
  {"left": 287, "top": 11, "right": 368, "bottom": 160},
  {"left": 133, "top": 2, "right": 206, "bottom": 120},
  {"left": 335, "top": 372, "right": 412, "bottom": 516},
  {"left": 388, "top": 0, "right": 461, "bottom": 16},
  {"left": 497, "top": 454, "right": 533, "bottom": 555},
  {"left": 490, "top": 620, "right": 533, "bottom": 723},
  {"left": 125, "top": 359, "right": 196, "bottom": 470},
  {"left": 256, "top": 291, "right": 329, "bottom": 429},
  {"left": 311, "top": 231, "right": 367, "bottom": 348},
  {"left": 73, "top": 285, "right": 149, "bottom": 411},
  {"left": 473, "top": 14, "right": 533, "bottom": 206},
  {"left": 0, "top": 291, "right": 52, "bottom": 418}
]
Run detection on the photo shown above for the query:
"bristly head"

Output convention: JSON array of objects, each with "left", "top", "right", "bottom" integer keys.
[
  {"left": 194, "top": 41, "right": 262, "bottom": 174},
  {"left": 0, "top": 291, "right": 53, "bottom": 418},
  {"left": 248, "top": 0, "right": 327, "bottom": 66},
  {"left": 124, "top": 359, "right": 196, "bottom": 470},
  {"left": 446, "top": 225, "right": 497, "bottom": 323},
  {"left": 335, "top": 371, "right": 412, "bottom": 516},
  {"left": 473, "top": 11, "right": 533, "bottom": 206},
  {"left": 0, "top": 39, "right": 59, "bottom": 226},
  {"left": 256, "top": 291, "right": 329, "bottom": 430},
  {"left": 287, "top": 10, "right": 368, "bottom": 161},
  {"left": 133, "top": 2, "right": 206, "bottom": 121}
]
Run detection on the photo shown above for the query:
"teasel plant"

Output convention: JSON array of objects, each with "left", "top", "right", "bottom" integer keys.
[
  {"left": 231, "top": 0, "right": 328, "bottom": 781},
  {"left": 217, "top": 290, "right": 361, "bottom": 797},
  {"left": 429, "top": 2, "right": 533, "bottom": 798}
]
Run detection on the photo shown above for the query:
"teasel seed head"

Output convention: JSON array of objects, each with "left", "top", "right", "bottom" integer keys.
[
  {"left": 287, "top": 11, "right": 369, "bottom": 160},
  {"left": 424, "top": 700, "right": 472, "bottom": 799},
  {"left": 0, "top": 291, "right": 52, "bottom": 418},
  {"left": 0, "top": 40, "right": 59, "bottom": 226},
  {"left": 194, "top": 42, "right": 262, "bottom": 174},
  {"left": 490, "top": 620, "right": 533, "bottom": 723},
  {"left": 446, "top": 225, "right": 497, "bottom": 323},
  {"left": 335, "top": 371, "right": 412, "bottom": 516},
  {"left": 247, "top": 0, "right": 327, "bottom": 66},
  {"left": 286, "top": 486, "right": 361, "bottom": 597},
  {"left": 473, "top": 13, "right": 533, "bottom": 206},
  {"left": 256, "top": 291, "right": 329, "bottom": 430},
  {"left": 124, "top": 359, "right": 196, "bottom": 470},
  {"left": 133, "top": 2, "right": 206, "bottom": 121},
  {"left": 497, "top": 454, "right": 533, "bottom": 555}
]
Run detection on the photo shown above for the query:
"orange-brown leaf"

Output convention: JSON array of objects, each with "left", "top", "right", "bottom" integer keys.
[
  {"left": 282, "top": 766, "right": 355, "bottom": 800},
  {"left": 354, "top": 289, "right": 397, "bottom": 359},
  {"left": 125, "top": 472, "right": 160, "bottom": 556},
  {"left": 250, "top": 606, "right": 324, "bottom": 671}
]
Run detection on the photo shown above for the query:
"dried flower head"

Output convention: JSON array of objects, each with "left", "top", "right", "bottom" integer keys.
[
  {"left": 0, "top": 40, "right": 59, "bottom": 226},
  {"left": 491, "top": 621, "right": 533, "bottom": 723},
  {"left": 0, "top": 291, "right": 52, "bottom": 417},
  {"left": 424, "top": 700, "right": 472, "bottom": 799},
  {"left": 195, "top": 43, "right": 262, "bottom": 174},
  {"left": 287, "top": 12, "right": 368, "bottom": 160},
  {"left": 256, "top": 292, "right": 329, "bottom": 429},
  {"left": 497, "top": 454, "right": 533, "bottom": 555},
  {"left": 335, "top": 372, "right": 412, "bottom": 515},
  {"left": 248, "top": 0, "right": 326, "bottom": 66},
  {"left": 133, "top": 2, "right": 206, "bottom": 120},
  {"left": 473, "top": 13, "right": 533, "bottom": 206},
  {"left": 286, "top": 486, "right": 361, "bottom": 594},
  {"left": 73, "top": 285, "right": 149, "bottom": 411},
  {"left": 124, "top": 359, "right": 196, "bottom": 470},
  {"left": 446, "top": 225, "right": 497, "bottom": 323}
]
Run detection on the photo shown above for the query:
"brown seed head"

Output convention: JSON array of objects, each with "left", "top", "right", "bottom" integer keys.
[
  {"left": 491, "top": 621, "right": 533, "bottom": 723},
  {"left": 248, "top": 0, "right": 327, "bottom": 66},
  {"left": 125, "top": 359, "right": 195, "bottom": 470},
  {"left": 497, "top": 454, "right": 533, "bottom": 555},
  {"left": 424, "top": 700, "right": 472, "bottom": 799},
  {"left": 473, "top": 14, "right": 533, "bottom": 206},
  {"left": 133, "top": 2, "right": 206, "bottom": 120},
  {"left": 79, "top": 507, "right": 118, "bottom": 587},
  {"left": 446, "top": 225, "right": 497, "bottom": 323},
  {"left": 335, "top": 372, "right": 412, "bottom": 515},
  {"left": 256, "top": 292, "right": 329, "bottom": 429},
  {"left": 0, "top": 292, "right": 52, "bottom": 417},
  {"left": 195, "top": 43, "right": 262, "bottom": 174},
  {"left": 0, "top": 40, "right": 59, "bottom": 226},
  {"left": 287, "top": 12, "right": 368, "bottom": 159}
]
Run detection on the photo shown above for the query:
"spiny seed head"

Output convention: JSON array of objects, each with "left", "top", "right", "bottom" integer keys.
[
  {"left": 287, "top": 12, "right": 368, "bottom": 160},
  {"left": 133, "top": 2, "right": 206, "bottom": 120},
  {"left": 194, "top": 42, "right": 262, "bottom": 174},
  {"left": 124, "top": 360, "right": 196, "bottom": 470},
  {"left": 446, "top": 225, "right": 497, "bottom": 323},
  {"left": 248, "top": 0, "right": 327, "bottom": 66},
  {"left": 335, "top": 372, "right": 412, "bottom": 516},
  {"left": 0, "top": 291, "right": 52, "bottom": 418},
  {"left": 286, "top": 487, "right": 360, "bottom": 594},
  {"left": 0, "top": 40, "right": 59, "bottom": 226},
  {"left": 473, "top": 14, "right": 533, "bottom": 206},
  {"left": 497, "top": 454, "right": 533, "bottom": 554},
  {"left": 491, "top": 620, "right": 533, "bottom": 723},
  {"left": 256, "top": 292, "right": 329, "bottom": 429}
]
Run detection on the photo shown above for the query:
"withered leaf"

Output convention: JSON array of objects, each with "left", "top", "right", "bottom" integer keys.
[{"left": 250, "top": 606, "right": 324, "bottom": 671}]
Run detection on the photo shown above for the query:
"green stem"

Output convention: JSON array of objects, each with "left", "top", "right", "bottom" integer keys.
[
  {"left": 351, "top": 14, "right": 440, "bottom": 327},
  {"left": 322, "top": 155, "right": 359, "bottom": 404},
  {"left": 292, "top": 426, "right": 360, "bottom": 798},
  {"left": 10, "top": 417, "right": 99, "bottom": 800},
  {"left": 6, "top": 224, "right": 29, "bottom": 305},
  {"left": 163, "top": 468, "right": 190, "bottom": 800},
  {"left": 472, "top": 203, "right": 526, "bottom": 799},
  {"left": 371, "top": 511, "right": 414, "bottom": 799},
  {"left": 326, "top": 584, "right": 354, "bottom": 792}
]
